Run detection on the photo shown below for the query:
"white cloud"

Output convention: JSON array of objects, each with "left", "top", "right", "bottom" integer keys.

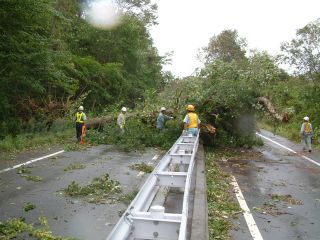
[{"left": 150, "top": 0, "right": 320, "bottom": 77}]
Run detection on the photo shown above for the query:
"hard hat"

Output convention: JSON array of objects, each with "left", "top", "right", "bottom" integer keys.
[
  {"left": 78, "top": 106, "right": 84, "bottom": 111},
  {"left": 186, "top": 104, "right": 195, "bottom": 111},
  {"left": 121, "top": 107, "right": 127, "bottom": 112},
  {"left": 303, "top": 116, "right": 309, "bottom": 121},
  {"left": 160, "top": 107, "right": 166, "bottom": 111}
]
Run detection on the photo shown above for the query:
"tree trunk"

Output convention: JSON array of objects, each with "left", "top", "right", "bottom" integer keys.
[{"left": 257, "top": 97, "right": 288, "bottom": 122}]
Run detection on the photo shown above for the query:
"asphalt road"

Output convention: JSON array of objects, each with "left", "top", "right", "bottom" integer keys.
[
  {"left": 228, "top": 129, "right": 320, "bottom": 240},
  {"left": 0, "top": 145, "right": 161, "bottom": 240},
  {"left": 2, "top": 130, "right": 320, "bottom": 240}
]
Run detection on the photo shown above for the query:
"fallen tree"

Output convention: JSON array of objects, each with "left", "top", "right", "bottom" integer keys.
[{"left": 257, "top": 97, "right": 289, "bottom": 122}]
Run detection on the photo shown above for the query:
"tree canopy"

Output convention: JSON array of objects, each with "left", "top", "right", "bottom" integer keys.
[
  {"left": 0, "top": 0, "right": 164, "bottom": 137},
  {"left": 280, "top": 18, "right": 320, "bottom": 78},
  {"left": 200, "top": 29, "right": 247, "bottom": 65}
]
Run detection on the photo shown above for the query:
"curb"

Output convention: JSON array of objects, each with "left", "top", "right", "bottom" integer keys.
[{"left": 190, "top": 144, "right": 209, "bottom": 240}]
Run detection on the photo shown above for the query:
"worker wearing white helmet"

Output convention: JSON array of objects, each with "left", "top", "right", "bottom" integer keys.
[
  {"left": 117, "top": 107, "right": 127, "bottom": 133},
  {"left": 156, "top": 107, "right": 174, "bottom": 130},
  {"left": 300, "top": 116, "right": 313, "bottom": 152},
  {"left": 75, "top": 106, "right": 87, "bottom": 142}
]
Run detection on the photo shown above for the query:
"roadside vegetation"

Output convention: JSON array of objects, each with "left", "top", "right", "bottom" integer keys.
[
  {"left": 1, "top": 2, "right": 320, "bottom": 239},
  {"left": 205, "top": 148, "right": 241, "bottom": 239},
  {"left": 1, "top": 0, "right": 319, "bottom": 153},
  {"left": 0, "top": 0, "right": 165, "bottom": 152}
]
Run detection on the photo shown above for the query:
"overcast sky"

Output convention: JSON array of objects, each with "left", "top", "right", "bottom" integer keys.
[{"left": 150, "top": 0, "right": 320, "bottom": 77}]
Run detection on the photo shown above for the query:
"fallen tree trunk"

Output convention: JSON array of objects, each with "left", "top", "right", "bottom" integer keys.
[
  {"left": 85, "top": 112, "right": 137, "bottom": 130},
  {"left": 86, "top": 116, "right": 113, "bottom": 130},
  {"left": 257, "top": 97, "right": 288, "bottom": 122}
]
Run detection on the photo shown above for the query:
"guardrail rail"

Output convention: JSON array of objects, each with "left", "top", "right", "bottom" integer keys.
[{"left": 107, "top": 132, "right": 200, "bottom": 240}]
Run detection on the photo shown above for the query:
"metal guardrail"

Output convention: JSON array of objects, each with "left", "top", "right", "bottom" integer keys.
[{"left": 107, "top": 132, "right": 200, "bottom": 240}]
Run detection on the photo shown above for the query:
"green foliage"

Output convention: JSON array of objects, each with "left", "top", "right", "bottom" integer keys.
[
  {"left": 188, "top": 61, "right": 258, "bottom": 147},
  {"left": 129, "top": 162, "right": 154, "bottom": 173},
  {"left": 64, "top": 163, "right": 86, "bottom": 172},
  {"left": 280, "top": 18, "right": 320, "bottom": 77},
  {"left": 21, "top": 174, "right": 42, "bottom": 182},
  {"left": 205, "top": 149, "right": 241, "bottom": 239},
  {"left": 201, "top": 29, "right": 247, "bottom": 65},
  {"left": 0, "top": 0, "right": 164, "bottom": 138},
  {"left": 87, "top": 118, "right": 181, "bottom": 151},
  {"left": 24, "top": 202, "right": 36, "bottom": 212},
  {"left": 116, "top": 0, "right": 158, "bottom": 26},
  {"left": 183, "top": 41, "right": 288, "bottom": 147},
  {"left": 0, "top": 218, "right": 33, "bottom": 239},
  {"left": 257, "top": 74, "right": 320, "bottom": 146},
  {"left": 64, "top": 173, "right": 121, "bottom": 203},
  {"left": 17, "top": 167, "right": 32, "bottom": 175},
  {"left": 0, "top": 216, "right": 74, "bottom": 240},
  {"left": 118, "top": 189, "right": 139, "bottom": 205},
  {"left": 0, "top": 128, "right": 74, "bottom": 153}
]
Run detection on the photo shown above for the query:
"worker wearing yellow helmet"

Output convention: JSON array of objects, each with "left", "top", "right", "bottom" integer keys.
[{"left": 183, "top": 104, "right": 200, "bottom": 136}]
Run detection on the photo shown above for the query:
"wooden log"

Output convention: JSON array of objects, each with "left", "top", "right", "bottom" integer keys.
[
  {"left": 85, "top": 116, "right": 113, "bottom": 130},
  {"left": 257, "top": 97, "right": 288, "bottom": 122}
]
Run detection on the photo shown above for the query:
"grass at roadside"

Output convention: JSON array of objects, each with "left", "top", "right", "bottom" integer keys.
[
  {"left": 257, "top": 120, "right": 320, "bottom": 151},
  {"left": 0, "top": 128, "right": 74, "bottom": 154},
  {"left": 0, "top": 115, "right": 181, "bottom": 159},
  {"left": 205, "top": 148, "right": 241, "bottom": 240}
]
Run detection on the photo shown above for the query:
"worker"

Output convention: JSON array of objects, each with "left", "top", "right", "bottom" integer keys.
[
  {"left": 156, "top": 107, "right": 174, "bottom": 130},
  {"left": 75, "top": 106, "right": 87, "bottom": 142},
  {"left": 117, "top": 107, "right": 127, "bottom": 133},
  {"left": 183, "top": 104, "right": 200, "bottom": 136},
  {"left": 300, "top": 116, "right": 313, "bottom": 152}
]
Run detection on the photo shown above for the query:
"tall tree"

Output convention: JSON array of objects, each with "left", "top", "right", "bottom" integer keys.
[
  {"left": 280, "top": 18, "right": 320, "bottom": 77},
  {"left": 201, "top": 29, "right": 247, "bottom": 65},
  {"left": 0, "top": 0, "right": 164, "bottom": 137},
  {"left": 0, "top": 0, "right": 56, "bottom": 129},
  {"left": 115, "top": 0, "right": 158, "bottom": 26}
]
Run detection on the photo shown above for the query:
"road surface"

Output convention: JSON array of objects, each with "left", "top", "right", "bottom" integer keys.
[
  {"left": 0, "top": 145, "right": 161, "bottom": 240},
  {"left": 2, "top": 129, "right": 319, "bottom": 240},
  {"left": 227, "top": 129, "right": 320, "bottom": 240}
]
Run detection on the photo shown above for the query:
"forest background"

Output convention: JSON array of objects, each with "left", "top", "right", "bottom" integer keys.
[{"left": 1, "top": 0, "right": 320, "bottom": 152}]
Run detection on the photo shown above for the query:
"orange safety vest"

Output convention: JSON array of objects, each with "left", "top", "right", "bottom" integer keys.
[
  {"left": 187, "top": 112, "right": 198, "bottom": 129},
  {"left": 76, "top": 112, "right": 84, "bottom": 123}
]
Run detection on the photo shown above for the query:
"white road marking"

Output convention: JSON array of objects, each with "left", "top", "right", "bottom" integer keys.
[
  {"left": 231, "top": 176, "right": 264, "bottom": 240},
  {"left": 0, "top": 150, "right": 65, "bottom": 174},
  {"left": 256, "top": 132, "right": 320, "bottom": 167}
]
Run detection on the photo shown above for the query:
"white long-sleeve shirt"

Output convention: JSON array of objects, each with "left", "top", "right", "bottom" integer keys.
[{"left": 117, "top": 113, "right": 126, "bottom": 128}]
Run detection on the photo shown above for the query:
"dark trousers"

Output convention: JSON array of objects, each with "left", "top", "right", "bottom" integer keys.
[{"left": 76, "top": 122, "right": 84, "bottom": 141}]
